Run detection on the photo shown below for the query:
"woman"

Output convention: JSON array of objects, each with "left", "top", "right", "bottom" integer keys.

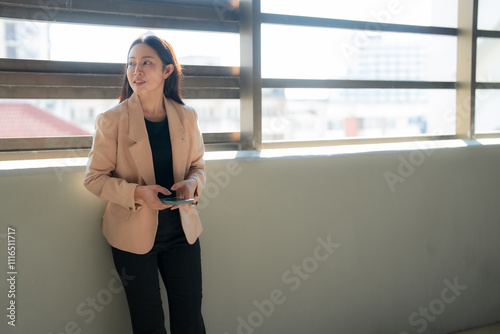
[{"left": 84, "top": 35, "right": 206, "bottom": 334}]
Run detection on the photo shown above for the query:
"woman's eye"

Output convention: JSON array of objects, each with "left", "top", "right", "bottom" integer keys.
[
  {"left": 128, "top": 62, "right": 135, "bottom": 67},
  {"left": 144, "top": 61, "right": 151, "bottom": 65}
]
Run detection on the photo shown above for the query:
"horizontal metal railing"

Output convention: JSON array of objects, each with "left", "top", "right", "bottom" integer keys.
[
  {"left": 0, "top": 0, "right": 239, "bottom": 32},
  {"left": 0, "top": 59, "right": 240, "bottom": 99}
]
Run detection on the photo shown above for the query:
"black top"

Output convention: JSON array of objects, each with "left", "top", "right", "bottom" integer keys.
[{"left": 144, "top": 117, "right": 180, "bottom": 221}]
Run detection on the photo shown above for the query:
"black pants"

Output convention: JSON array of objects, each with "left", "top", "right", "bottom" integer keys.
[{"left": 111, "top": 210, "right": 206, "bottom": 334}]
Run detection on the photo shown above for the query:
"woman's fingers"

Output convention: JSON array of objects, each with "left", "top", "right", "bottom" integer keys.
[
  {"left": 141, "top": 185, "right": 170, "bottom": 210},
  {"left": 151, "top": 197, "right": 171, "bottom": 210},
  {"left": 171, "top": 180, "right": 196, "bottom": 199},
  {"left": 154, "top": 185, "right": 171, "bottom": 196},
  {"left": 171, "top": 180, "right": 190, "bottom": 191}
]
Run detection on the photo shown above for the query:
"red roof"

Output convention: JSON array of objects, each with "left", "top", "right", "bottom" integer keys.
[{"left": 0, "top": 103, "right": 89, "bottom": 137}]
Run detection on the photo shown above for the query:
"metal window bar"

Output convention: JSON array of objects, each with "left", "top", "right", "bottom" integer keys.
[
  {"left": 261, "top": 13, "right": 458, "bottom": 36},
  {"left": 475, "top": 28, "right": 500, "bottom": 136},
  {"left": 262, "top": 134, "right": 458, "bottom": 150},
  {"left": 262, "top": 79, "right": 456, "bottom": 90},
  {"left": 0, "top": 58, "right": 241, "bottom": 151},
  {"left": 0, "top": 0, "right": 239, "bottom": 32},
  {"left": 477, "top": 30, "right": 500, "bottom": 38},
  {"left": 0, "top": 132, "right": 241, "bottom": 152}
]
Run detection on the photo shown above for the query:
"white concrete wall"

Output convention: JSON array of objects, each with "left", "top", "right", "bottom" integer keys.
[{"left": 1, "top": 141, "right": 500, "bottom": 334}]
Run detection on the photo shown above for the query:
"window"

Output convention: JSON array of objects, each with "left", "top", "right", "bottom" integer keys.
[
  {"left": 0, "top": 99, "right": 117, "bottom": 138},
  {"left": 261, "top": 0, "right": 458, "bottom": 28},
  {"left": 0, "top": 19, "right": 239, "bottom": 66},
  {"left": 184, "top": 99, "right": 240, "bottom": 133},
  {"left": 476, "top": 0, "right": 500, "bottom": 136},
  {"left": 262, "top": 89, "right": 456, "bottom": 141},
  {"left": 478, "top": 0, "right": 500, "bottom": 30},
  {"left": 0, "top": 0, "right": 500, "bottom": 154},
  {"left": 0, "top": 0, "right": 240, "bottom": 151},
  {"left": 476, "top": 38, "right": 500, "bottom": 82},
  {"left": 261, "top": 25, "right": 457, "bottom": 81},
  {"left": 259, "top": 0, "right": 462, "bottom": 146},
  {"left": 476, "top": 89, "right": 500, "bottom": 133}
]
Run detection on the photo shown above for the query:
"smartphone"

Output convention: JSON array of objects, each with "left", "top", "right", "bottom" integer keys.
[{"left": 160, "top": 197, "right": 195, "bottom": 205}]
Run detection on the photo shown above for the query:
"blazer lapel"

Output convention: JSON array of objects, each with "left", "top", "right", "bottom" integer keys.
[
  {"left": 127, "top": 93, "right": 156, "bottom": 186},
  {"left": 165, "top": 98, "right": 188, "bottom": 184}
]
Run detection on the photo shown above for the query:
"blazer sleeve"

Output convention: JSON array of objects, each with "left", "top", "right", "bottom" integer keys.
[
  {"left": 83, "top": 112, "right": 142, "bottom": 212},
  {"left": 186, "top": 110, "right": 206, "bottom": 201}
]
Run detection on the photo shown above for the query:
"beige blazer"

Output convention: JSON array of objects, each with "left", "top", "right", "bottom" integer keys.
[{"left": 84, "top": 92, "right": 205, "bottom": 254}]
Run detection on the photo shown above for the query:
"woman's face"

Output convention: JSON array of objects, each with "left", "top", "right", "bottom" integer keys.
[{"left": 127, "top": 43, "right": 171, "bottom": 97}]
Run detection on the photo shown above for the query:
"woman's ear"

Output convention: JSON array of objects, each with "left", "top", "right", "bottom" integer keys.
[{"left": 164, "top": 64, "right": 175, "bottom": 79}]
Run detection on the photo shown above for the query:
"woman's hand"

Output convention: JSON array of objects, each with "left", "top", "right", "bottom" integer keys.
[
  {"left": 169, "top": 179, "right": 197, "bottom": 210},
  {"left": 134, "top": 185, "right": 172, "bottom": 210}
]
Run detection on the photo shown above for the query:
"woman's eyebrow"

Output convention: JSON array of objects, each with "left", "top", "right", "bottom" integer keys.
[{"left": 128, "top": 56, "right": 155, "bottom": 59}]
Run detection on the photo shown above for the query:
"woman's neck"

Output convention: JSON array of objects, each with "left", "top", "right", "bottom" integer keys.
[{"left": 139, "top": 91, "right": 166, "bottom": 122}]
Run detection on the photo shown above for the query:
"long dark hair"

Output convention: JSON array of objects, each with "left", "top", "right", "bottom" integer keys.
[{"left": 119, "top": 35, "right": 184, "bottom": 104}]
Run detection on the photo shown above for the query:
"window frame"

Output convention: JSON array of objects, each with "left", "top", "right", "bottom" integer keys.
[
  {"left": 251, "top": 0, "right": 500, "bottom": 149},
  {"left": 0, "top": 0, "right": 240, "bottom": 153},
  {"left": 0, "top": 0, "right": 499, "bottom": 155}
]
